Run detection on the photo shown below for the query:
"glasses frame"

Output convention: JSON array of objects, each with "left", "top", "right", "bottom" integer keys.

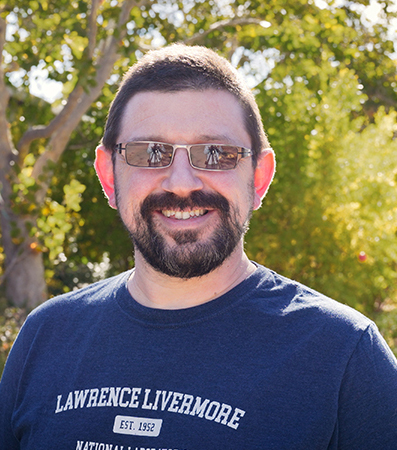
[{"left": 115, "top": 141, "right": 253, "bottom": 171}]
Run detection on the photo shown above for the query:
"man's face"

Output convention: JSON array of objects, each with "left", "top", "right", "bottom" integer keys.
[{"left": 112, "top": 89, "right": 259, "bottom": 278}]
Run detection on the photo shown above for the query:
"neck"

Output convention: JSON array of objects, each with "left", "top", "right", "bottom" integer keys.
[{"left": 127, "top": 246, "right": 256, "bottom": 310}]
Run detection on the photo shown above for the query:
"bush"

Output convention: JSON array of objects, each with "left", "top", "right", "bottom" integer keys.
[{"left": 0, "top": 307, "right": 26, "bottom": 376}]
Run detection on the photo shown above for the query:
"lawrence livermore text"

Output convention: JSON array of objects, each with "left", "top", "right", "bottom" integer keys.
[{"left": 55, "top": 387, "right": 246, "bottom": 430}]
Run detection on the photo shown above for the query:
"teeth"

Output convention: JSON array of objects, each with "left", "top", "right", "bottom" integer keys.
[{"left": 162, "top": 209, "right": 206, "bottom": 220}]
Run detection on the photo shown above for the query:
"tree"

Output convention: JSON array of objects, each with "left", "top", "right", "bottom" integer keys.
[
  {"left": 1, "top": 0, "right": 141, "bottom": 307},
  {"left": 1, "top": 0, "right": 396, "bottom": 313},
  {"left": 240, "top": 1, "right": 397, "bottom": 314},
  {"left": 0, "top": 0, "right": 264, "bottom": 307},
  {"left": 246, "top": 69, "right": 397, "bottom": 314}
]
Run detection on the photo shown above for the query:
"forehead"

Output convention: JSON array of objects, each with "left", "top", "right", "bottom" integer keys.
[{"left": 118, "top": 89, "right": 251, "bottom": 147}]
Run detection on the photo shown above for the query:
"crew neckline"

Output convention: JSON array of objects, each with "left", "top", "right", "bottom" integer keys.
[{"left": 115, "top": 263, "right": 269, "bottom": 327}]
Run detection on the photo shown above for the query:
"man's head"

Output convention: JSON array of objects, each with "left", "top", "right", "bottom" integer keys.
[
  {"left": 101, "top": 44, "right": 269, "bottom": 167},
  {"left": 95, "top": 44, "right": 275, "bottom": 279}
]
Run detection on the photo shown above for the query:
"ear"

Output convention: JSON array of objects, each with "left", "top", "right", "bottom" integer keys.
[
  {"left": 253, "top": 149, "right": 275, "bottom": 210},
  {"left": 94, "top": 145, "right": 117, "bottom": 209}
]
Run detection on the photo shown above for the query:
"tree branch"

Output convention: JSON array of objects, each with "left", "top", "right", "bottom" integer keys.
[
  {"left": 30, "top": 0, "right": 141, "bottom": 199},
  {"left": 0, "top": 245, "right": 29, "bottom": 287},
  {"left": 367, "top": 89, "right": 397, "bottom": 108},
  {"left": 118, "top": 0, "right": 146, "bottom": 27},
  {"left": 87, "top": 0, "right": 100, "bottom": 59},
  {"left": 0, "top": 16, "right": 6, "bottom": 80},
  {"left": 17, "top": 85, "right": 85, "bottom": 162},
  {"left": 16, "top": 0, "right": 107, "bottom": 159},
  {"left": 0, "top": 15, "right": 13, "bottom": 171},
  {"left": 184, "top": 17, "right": 263, "bottom": 45},
  {"left": 17, "top": 0, "right": 144, "bottom": 164}
]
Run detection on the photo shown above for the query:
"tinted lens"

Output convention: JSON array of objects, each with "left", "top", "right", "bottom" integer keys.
[
  {"left": 190, "top": 144, "right": 239, "bottom": 170},
  {"left": 125, "top": 142, "right": 173, "bottom": 167}
]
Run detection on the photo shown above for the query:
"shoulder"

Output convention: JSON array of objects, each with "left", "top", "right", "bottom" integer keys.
[
  {"left": 25, "top": 270, "right": 132, "bottom": 329},
  {"left": 239, "top": 264, "right": 396, "bottom": 373},
  {"left": 243, "top": 263, "right": 373, "bottom": 334}
]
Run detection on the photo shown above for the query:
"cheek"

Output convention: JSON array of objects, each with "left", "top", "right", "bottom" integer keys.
[
  {"left": 114, "top": 169, "right": 136, "bottom": 212},
  {"left": 217, "top": 171, "right": 255, "bottom": 207},
  {"left": 114, "top": 167, "right": 159, "bottom": 213}
]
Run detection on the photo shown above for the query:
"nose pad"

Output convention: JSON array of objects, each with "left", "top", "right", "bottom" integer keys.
[
  {"left": 162, "top": 147, "right": 203, "bottom": 195},
  {"left": 172, "top": 147, "right": 192, "bottom": 167}
]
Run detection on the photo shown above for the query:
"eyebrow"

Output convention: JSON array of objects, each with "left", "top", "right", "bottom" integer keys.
[
  {"left": 123, "top": 134, "right": 237, "bottom": 144},
  {"left": 196, "top": 133, "right": 236, "bottom": 143}
]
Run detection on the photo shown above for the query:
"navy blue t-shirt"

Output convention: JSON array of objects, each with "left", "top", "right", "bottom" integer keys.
[{"left": 1, "top": 264, "right": 397, "bottom": 449}]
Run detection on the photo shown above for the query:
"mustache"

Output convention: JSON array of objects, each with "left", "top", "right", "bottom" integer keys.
[{"left": 140, "top": 191, "right": 230, "bottom": 218}]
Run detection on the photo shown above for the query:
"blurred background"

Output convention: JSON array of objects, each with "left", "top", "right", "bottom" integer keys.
[{"left": 1, "top": 0, "right": 397, "bottom": 374}]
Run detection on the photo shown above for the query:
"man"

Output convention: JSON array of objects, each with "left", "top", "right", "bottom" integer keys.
[{"left": 1, "top": 44, "right": 397, "bottom": 450}]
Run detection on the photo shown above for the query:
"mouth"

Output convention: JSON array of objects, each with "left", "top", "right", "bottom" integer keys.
[{"left": 161, "top": 209, "right": 208, "bottom": 220}]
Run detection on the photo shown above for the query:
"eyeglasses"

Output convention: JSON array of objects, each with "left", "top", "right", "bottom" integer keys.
[{"left": 115, "top": 141, "right": 252, "bottom": 171}]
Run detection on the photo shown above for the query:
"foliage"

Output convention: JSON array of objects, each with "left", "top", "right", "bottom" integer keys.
[
  {"left": 0, "top": 0, "right": 396, "bottom": 345},
  {"left": 247, "top": 69, "right": 397, "bottom": 315},
  {"left": 375, "top": 306, "right": 397, "bottom": 358},
  {"left": 0, "top": 305, "right": 26, "bottom": 376}
]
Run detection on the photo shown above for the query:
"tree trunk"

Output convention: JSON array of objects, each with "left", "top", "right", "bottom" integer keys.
[
  {"left": 5, "top": 247, "right": 47, "bottom": 309},
  {"left": 0, "top": 178, "right": 48, "bottom": 308},
  {"left": 0, "top": 0, "right": 138, "bottom": 308}
]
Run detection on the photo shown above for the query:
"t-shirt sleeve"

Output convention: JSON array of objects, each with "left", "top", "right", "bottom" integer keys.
[
  {"left": 0, "top": 320, "right": 30, "bottom": 450},
  {"left": 336, "top": 323, "right": 397, "bottom": 449}
]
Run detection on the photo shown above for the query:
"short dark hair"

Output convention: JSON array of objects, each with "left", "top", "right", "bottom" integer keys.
[{"left": 102, "top": 44, "right": 269, "bottom": 166}]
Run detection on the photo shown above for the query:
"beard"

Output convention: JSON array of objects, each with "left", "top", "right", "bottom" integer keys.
[{"left": 116, "top": 188, "right": 253, "bottom": 279}]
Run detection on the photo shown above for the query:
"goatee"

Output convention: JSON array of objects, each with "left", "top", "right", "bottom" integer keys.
[{"left": 118, "top": 190, "right": 252, "bottom": 279}]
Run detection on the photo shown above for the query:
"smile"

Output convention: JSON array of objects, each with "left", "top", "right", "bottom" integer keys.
[{"left": 161, "top": 209, "right": 207, "bottom": 220}]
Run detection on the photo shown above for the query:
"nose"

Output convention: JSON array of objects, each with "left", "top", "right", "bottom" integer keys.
[{"left": 161, "top": 147, "right": 204, "bottom": 196}]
